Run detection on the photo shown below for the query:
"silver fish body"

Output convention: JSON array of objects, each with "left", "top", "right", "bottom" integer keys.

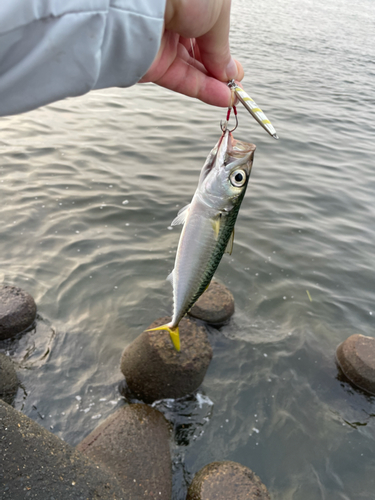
[{"left": 148, "top": 130, "right": 256, "bottom": 350}]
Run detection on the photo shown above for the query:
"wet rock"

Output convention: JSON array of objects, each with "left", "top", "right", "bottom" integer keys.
[
  {"left": 77, "top": 403, "right": 172, "bottom": 499},
  {"left": 187, "top": 461, "right": 271, "bottom": 500},
  {"left": 0, "top": 353, "right": 19, "bottom": 405},
  {"left": 0, "top": 285, "right": 37, "bottom": 340},
  {"left": 188, "top": 281, "right": 235, "bottom": 326},
  {"left": 120, "top": 316, "right": 212, "bottom": 403},
  {"left": 0, "top": 400, "right": 126, "bottom": 499},
  {"left": 336, "top": 334, "right": 375, "bottom": 395}
]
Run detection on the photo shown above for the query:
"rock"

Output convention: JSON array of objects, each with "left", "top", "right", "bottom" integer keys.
[
  {"left": 0, "top": 285, "right": 37, "bottom": 340},
  {"left": 188, "top": 281, "right": 235, "bottom": 326},
  {"left": 0, "top": 353, "right": 19, "bottom": 405},
  {"left": 186, "top": 461, "right": 271, "bottom": 500},
  {"left": 0, "top": 400, "right": 126, "bottom": 499},
  {"left": 77, "top": 403, "right": 172, "bottom": 499},
  {"left": 336, "top": 334, "right": 375, "bottom": 395},
  {"left": 120, "top": 316, "right": 212, "bottom": 403}
]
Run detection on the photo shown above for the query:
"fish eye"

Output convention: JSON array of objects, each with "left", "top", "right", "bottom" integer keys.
[{"left": 230, "top": 169, "right": 246, "bottom": 187}]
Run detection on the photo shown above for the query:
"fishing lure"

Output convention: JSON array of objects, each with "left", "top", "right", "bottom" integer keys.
[{"left": 227, "top": 80, "right": 279, "bottom": 139}]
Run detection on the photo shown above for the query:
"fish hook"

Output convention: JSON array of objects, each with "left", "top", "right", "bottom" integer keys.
[{"left": 220, "top": 105, "right": 238, "bottom": 134}]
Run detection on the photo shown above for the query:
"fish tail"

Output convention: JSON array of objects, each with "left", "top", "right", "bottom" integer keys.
[{"left": 145, "top": 324, "right": 180, "bottom": 352}]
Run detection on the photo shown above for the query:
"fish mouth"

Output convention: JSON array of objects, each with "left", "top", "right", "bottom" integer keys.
[
  {"left": 199, "top": 130, "right": 256, "bottom": 184},
  {"left": 227, "top": 132, "right": 256, "bottom": 159},
  {"left": 219, "top": 131, "right": 256, "bottom": 175},
  {"left": 216, "top": 130, "right": 255, "bottom": 163}
]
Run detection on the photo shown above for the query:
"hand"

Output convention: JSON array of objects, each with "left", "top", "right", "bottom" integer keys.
[{"left": 139, "top": 0, "right": 244, "bottom": 108}]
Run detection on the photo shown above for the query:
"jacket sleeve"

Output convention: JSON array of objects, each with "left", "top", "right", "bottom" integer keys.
[{"left": 0, "top": 0, "right": 166, "bottom": 116}]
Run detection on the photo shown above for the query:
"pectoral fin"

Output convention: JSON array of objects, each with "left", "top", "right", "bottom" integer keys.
[
  {"left": 225, "top": 229, "right": 235, "bottom": 255},
  {"left": 211, "top": 216, "right": 221, "bottom": 239},
  {"left": 171, "top": 204, "right": 190, "bottom": 226}
]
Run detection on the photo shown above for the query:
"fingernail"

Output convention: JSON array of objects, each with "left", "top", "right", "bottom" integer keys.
[{"left": 225, "top": 58, "right": 238, "bottom": 80}]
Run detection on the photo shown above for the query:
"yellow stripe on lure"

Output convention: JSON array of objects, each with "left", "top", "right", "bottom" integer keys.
[{"left": 228, "top": 80, "right": 279, "bottom": 140}]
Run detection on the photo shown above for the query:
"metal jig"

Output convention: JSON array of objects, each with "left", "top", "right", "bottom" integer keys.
[{"left": 228, "top": 80, "right": 279, "bottom": 139}]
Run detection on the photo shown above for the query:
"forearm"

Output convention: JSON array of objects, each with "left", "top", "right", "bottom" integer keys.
[{"left": 0, "top": 0, "right": 166, "bottom": 116}]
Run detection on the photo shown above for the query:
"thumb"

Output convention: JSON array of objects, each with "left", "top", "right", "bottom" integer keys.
[{"left": 195, "top": 0, "right": 242, "bottom": 82}]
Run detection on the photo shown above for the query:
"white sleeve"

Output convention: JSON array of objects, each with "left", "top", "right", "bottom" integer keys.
[{"left": 0, "top": 0, "right": 166, "bottom": 116}]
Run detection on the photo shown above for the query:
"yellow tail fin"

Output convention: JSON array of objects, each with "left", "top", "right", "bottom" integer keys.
[{"left": 145, "top": 324, "right": 180, "bottom": 352}]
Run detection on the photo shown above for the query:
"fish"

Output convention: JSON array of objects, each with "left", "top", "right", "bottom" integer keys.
[{"left": 147, "top": 129, "right": 256, "bottom": 351}]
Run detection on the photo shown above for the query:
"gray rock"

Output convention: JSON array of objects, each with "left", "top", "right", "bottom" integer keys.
[
  {"left": 0, "top": 400, "right": 126, "bottom": 499},
  {"left": 0, "top": 285, "right": 37, "bottom": 340},
  {"left": 77, "top": 403, "right": 172, "bottom": 500},
  {"left": 336, "top": 334, "right": 375, "bottom": 395},
  {"left": 187, "top": 461, "right": 271, "bottom": 500},
  {"left": 120, "top": 316, "right": 212, "bottom": 403},
  {"left": 188, "top": 281, "right": 235, "bottom": 326},
  {"left": 0, "top": 353, "right": 19, "bottom": 405}
]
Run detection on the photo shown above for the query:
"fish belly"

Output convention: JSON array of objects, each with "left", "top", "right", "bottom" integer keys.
[
  {"left": 171, "top": 205, "right": 237, "bottom": 326},
  {"left": 171, "top": 211, "right": 217, "bottom": 326}
]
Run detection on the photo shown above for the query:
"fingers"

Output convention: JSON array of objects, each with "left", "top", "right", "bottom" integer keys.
[
  {"left": 165, "top": 0, "right": 243, "bottom": 83},
  {"left": 177, "top": 44, "right": 209, "bottom": 75},
  {"left": 141, "top": 31, "right": 241, "bottom": 107},
  {"left": 179, "top": 38, "right": 203, "bottom": 65},
  {"left": 142, "top": 0, "right": 246, "bottom": 109},
  {"left": 152, "top": 55, "right": 233, "bottom": 108},
  {"left": 179, "top": 36, "right": 244, "bottom": 86}
]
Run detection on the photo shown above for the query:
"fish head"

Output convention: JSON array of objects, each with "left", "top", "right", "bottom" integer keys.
[{"left": 199, "top": 130, "right": 256, "bottom": 210}]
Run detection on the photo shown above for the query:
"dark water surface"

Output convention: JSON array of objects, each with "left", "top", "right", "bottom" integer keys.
[{"left": 1, "top": 0, "right": 375, "bottom": 498}]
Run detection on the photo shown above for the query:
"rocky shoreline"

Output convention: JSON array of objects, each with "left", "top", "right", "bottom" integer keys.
[{"left": 2, "top": 282, "right": 374, "bottom": 499}]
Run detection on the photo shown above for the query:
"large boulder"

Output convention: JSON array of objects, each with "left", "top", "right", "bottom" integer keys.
[
  {"left": 0, "top": 285, "right": 37, "bottom": 340},
  {"left": 187, "top": 461, "right": 271, "bottom": 500},
  {"left": 336, "top": 334, "right": 375, "bottom": 395},
  {"left": 0, "top": 400, "right": 126, "bottom": 499},
  {"left": 188, "top": 281, "right": 235, "bottom": 326},
  {"left": 77, "top": 403, "right": 172, "bottom": 499},
  {"left": 120, "top": 316, "right": 212, "bottom": 403}
]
